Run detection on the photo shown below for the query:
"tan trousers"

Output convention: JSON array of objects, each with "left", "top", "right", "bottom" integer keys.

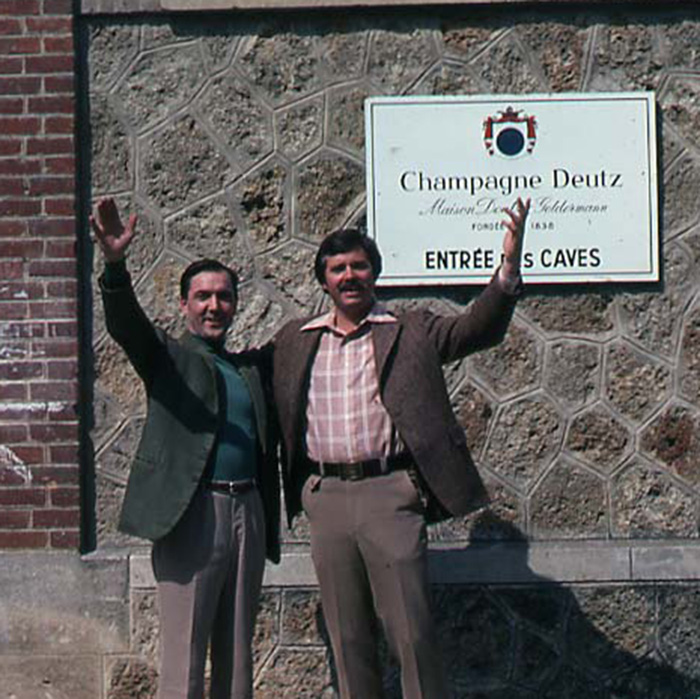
[
  {"left": 152, "top": 487, "right": 266, "bottom": 699},
  {"left": 302, "top": 469, "right": 449, "bottom": 699}
]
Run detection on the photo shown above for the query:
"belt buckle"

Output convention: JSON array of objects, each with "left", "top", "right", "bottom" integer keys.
[{"left": 345, "top": 462, "right": 364, "bottom": 481}]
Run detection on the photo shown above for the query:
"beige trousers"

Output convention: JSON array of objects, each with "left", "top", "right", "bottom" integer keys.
[
  {"left": 302, "top": 469, "right": 449, "bottom": 699},
  {"left": 152, "top": 487, "right": 266, "bottom": 699}
]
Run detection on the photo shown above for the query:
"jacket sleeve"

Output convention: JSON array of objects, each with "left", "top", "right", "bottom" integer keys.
[
  {"left": 423, "top": 268, "right": 521, "bottom": 364},
  {"left": 99, "top": 261, "right": 166, "bottom": 386}
]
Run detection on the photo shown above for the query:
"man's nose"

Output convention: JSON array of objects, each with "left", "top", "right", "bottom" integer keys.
[{"left": 208, "top": 295, "right": 220, "bottom": 311}]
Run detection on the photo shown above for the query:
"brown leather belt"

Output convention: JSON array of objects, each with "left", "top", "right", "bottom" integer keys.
[
  {"left": 308, "top": 453, "right": 412, "bottom": 481},
  {"left": 205, "top": 479, "right": 257, "bottom": 496}
]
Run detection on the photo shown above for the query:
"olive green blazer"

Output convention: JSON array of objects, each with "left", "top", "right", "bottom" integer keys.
[{"left": 100, "top": 270, "right": 280, "bottom": 563}]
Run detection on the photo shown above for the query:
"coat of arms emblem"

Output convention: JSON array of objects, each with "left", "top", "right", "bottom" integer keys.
[{"left": 483, "top": 107, "right": 538, "bottom": 157}]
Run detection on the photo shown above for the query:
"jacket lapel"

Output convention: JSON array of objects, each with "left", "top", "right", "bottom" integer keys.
[
  {"left": 371, "top": 320, "right": 401, "bottom": 385},
  {"left": 236, "top": 363, "right": 268, "bottom": 449},
  {"left": 284, "top": 327, "right": 323, "bottom": 442}
]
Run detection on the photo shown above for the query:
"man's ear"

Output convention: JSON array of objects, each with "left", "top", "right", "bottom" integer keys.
[{"left": 179, "top": 297, "right": 188, "bottom": 315}]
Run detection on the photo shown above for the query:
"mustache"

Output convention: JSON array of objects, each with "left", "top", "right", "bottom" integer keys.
[{"left": 339, "top": 281, "right": 366, "bottom": 291}]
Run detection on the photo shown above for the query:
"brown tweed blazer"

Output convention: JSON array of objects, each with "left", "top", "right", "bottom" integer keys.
[{"left": 272, "top": 271, "right": 520, "bottom": 526}]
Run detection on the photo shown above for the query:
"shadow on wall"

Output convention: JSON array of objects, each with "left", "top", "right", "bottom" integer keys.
[{"left": 314, "top": 511, "right": 700, "bottom": 699}]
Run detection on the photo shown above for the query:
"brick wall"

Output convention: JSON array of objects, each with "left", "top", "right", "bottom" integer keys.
[{"left": 0, "top": 0, "right": 80, "bottom": 550}]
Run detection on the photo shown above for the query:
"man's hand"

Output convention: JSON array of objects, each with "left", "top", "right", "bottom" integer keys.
[
  {"left": 90, "top": 197, "right": 137, "bottom": 263},
  {"left": 500, "top": 196, "right": 531, "bottom": 280}
]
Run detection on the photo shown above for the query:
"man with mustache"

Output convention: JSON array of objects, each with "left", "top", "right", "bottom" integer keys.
[
  {"left": 272, "top": 197, "right": 530, "bottom": 699},
  {"left": 92, "top": 198, "right": 279, "bottom": 699}
]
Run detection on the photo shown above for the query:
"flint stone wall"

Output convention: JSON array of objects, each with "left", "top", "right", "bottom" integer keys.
[{"left": 44, "top": 2, "right": 700, "bottom": 696}]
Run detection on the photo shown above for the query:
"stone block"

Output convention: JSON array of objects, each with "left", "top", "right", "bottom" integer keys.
[
  {"left": 0, "top": 655, "right": 101, "bottom": 699},
  {"left": 633, "top": 544, "right": 700, "bottom": 580},
  {"left": 0, "top": 552, "right": 129, "bottom": 654}
]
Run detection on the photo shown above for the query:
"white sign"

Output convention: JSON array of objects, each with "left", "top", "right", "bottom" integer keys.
[{"left": 365, "top": 93, "right": 659, "bottom": 285}]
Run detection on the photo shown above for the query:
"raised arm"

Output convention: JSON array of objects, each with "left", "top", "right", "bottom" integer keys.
[
  {"left": 424, "top": 196, "right": 532, "bottom": 363},
  {"left": 92, "top": 198, "right": 163, "bottom": 383},
  {"left": 499, "top": 196, "right": 531, "bottom": 283},
  {"left": 90, "top": 197, "right": 137, "bottom": 262}
]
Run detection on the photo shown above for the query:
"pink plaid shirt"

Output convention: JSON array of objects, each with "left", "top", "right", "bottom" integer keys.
[{"left": 302, "top": 303, "right": 405, "bottom": 464}]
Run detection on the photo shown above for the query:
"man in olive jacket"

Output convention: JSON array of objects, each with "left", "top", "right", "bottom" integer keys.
[
  {"left": 272, "top": 198, "right": 530, "bottom": 699},
  {"left": 92, "top": 198, "right": 279, "bottom": 699}
]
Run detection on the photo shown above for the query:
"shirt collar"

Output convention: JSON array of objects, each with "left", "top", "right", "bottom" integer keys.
[{"left": 301, "top": 302, "right": 396, "bottom": 333}]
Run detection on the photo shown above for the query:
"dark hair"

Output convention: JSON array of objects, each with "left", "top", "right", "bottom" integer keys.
[
  {"left": 179, "top": 259, "right": 239, "bottom": 300},
  {"left": 313, "top": 228, "right": 383, "bottom": 285}
]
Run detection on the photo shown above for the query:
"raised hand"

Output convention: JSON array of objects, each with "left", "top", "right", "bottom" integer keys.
[
  {"left": 500, "top": 196, "right": 531, "bottom": 278},
  {"left": 90, "top": 197, "right": 137, "bottom": 263}
]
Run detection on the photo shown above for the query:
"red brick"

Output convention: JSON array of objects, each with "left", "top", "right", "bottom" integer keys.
[
  {"left": 0, "top": 177, "right": 25, "bottom": 196},
  {"left": 0, "top": 465, "right": 31, "bottom": 486},
  {"left": 50, "top": 529, "right": 79, "bottom": 549},
  {"left": 48, "top": 445, "right": 78, "bottom": 464},
  {"left": 28, "top": 176, "right": 74, "bottom": 196},
  {"left": 33, "top": 507, "right": 79, "bottom": 528},
  {"left": 44, "top": 239, "right": 75, "bottom": 258},
  {"left": 0, "top": 76, "right": 41, "bottom": 95},
  {"left": 31, "top": 299, "right": 77, "bottom": 318},
  {"left": 31, "top": 467, "right": 78, "bottom": 485},
  {"left": 47, "top": 359, "right": 77, "bottom": 379},
  {"left": 26, "top": 55, "right": 73, "bottom": 74},
  {"left": 28, "top": 218, "right": 74, "bottom": 236},
  {"left": 0, "top": 339, "right": 31, "bottom": 358},
  {"left": 43, "top": 74, "right": 73, "bottom": 93},
  {"left": 27, "top": 136, "right": 72, "bottom": 155},
  {"left": 0, "top": 18, "right": 23, "bottom": 34},
  {"left": 0, "top": 159, "right": 42, "bottom": 176},
  {"left": 29, "top": 422, "right": 78, "bottom": 442},
  {"left": 44, "top": 197, "right": 74, "bottom": 215},
  {"left": 44, "top": 116, "right": 73, "bottom": 135},
  {"left": 0, "top": 238, "right": 43, "bottom": 257},
  {"left": 47, "top": 320, "right": 76, "bottom": 337},
  {"left": 43, "top": 0, "right": 73, "bottom": 14},
  {"left": 42, "top": 36, "right": 72, "bottom": 53},
  {"left": 9, "top": 445, "right": 45, "bottom": 464},
  {"left": 0, "top": 510, "right": 31, "bottom": 528},
  {"left": 0, "top": 425, "right": 29, "bottom": 442},
  {"left": 0, "top": 138, "right": 22, "bottom": 156},
  {"left": 0, "top": 1, "right": 41, "bottom": 15},
  {"left": 0, "top": 56, "right": 23, "bottom": 74},
  {"left": 32, "top": 337, "right": 78, "bottom": 356},
  {"left": 0, "top": 361, "right": 43, "bottom": 380},
  {"left": 49, "top": 486, "right": 79, "bottom": 507},
  {"left": 28, "top": 95, "right": 74, "bottom": 114},
  {"left": 0, "top": 320, "right": 44, "bottom": 338},
  {"left": 44, "top": 154, "right": 75, "bottom": 174},
  {"left": 0, "top": 382, "right": 27, "bottom": 400},
  {"left": 0, "top": 220, "right": 26, "bottom": 237},
  {"left": 0, "top": 488, "right": 46, "bottom": 507},
  {"left": 0, "top": 280, "right": 44, "bottom": 300},
  {"left": 28, "top": 258, "right": 75, "bottom": 276},
  {"left": 47, "top": 402, "right": 77, "bottom": 421},
  {"left": 0, "top": 301, "right": 29, "bottom": 320},
  {"left": 0, "top": 339, "right": 28, "bottom": 356},
  {"left": 26, "top": 17, "right": 71, "bottom": 33},
  {"left": 0, "top": 97, "right": 23, "bottom": 114},
  {"left": 0, "top": 116, "right": 40, "bottom": 135},
  {"left": 0, "top": 402, "right": 46, "bottom": 420},
  {"left": 0, "top": 531, "right": 48, "bottom": 549},
  {"left": 0, "top": 198, "right": 41, "bottom": 216},
  {"left": 30, "top": 380, "right": 77, "bottom": 401},
  {"left": 0, "top": 37, "right": 41, "bottom": 54},
  {"left": 0, "top": 259, "right": 24, "bottom": 278},
  {"left": 46, "top": 279, "right": 77, "bottom": 298}
]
